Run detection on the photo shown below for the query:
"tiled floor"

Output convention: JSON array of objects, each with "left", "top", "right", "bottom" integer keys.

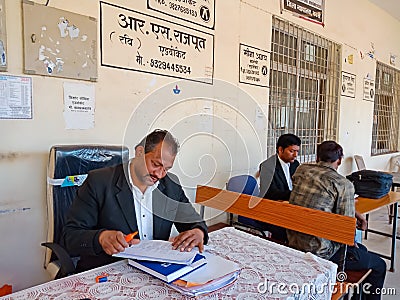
[{"left": 362, "top": 207, "right": 400, "bottom": 299}]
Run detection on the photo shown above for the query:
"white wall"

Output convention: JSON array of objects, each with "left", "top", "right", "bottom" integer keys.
[{"left": 1, "top": 0, "right": 400, "bottom": 292}]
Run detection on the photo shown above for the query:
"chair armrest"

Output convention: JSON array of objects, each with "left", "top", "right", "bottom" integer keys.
[{"left": 41, "top": 242, "right": 76, "bottom": 279}]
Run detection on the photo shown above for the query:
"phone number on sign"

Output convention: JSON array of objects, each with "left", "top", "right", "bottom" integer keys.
[
  {"left": 169, "top": 2, "right": 197, "bottom": 17},
  {"left": 149, "top": 59, "right": 192, "bottom": 74}
]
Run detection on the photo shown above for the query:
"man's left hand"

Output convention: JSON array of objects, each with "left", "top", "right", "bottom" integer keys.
[
  {"left": 171, "top": 228, "right": 204, "bottom": 252},
  {"left": 355, "top": 211, "right": 368, "bottom": 231}
]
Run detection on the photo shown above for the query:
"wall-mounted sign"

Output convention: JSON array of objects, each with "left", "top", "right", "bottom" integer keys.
[
  {"left": 281, "top": 0, "right": 324, "bottom": 26},
  {"left": 100, "top": 1, "right": 214, "bottom": 84},
  {"left": 148, "top": 0, "right": 215, "bottom": 29},
  {"left": 363, "top": 78, "right": 375, "bottom": 102},
  {"left": 341, "top": 71, "right": 356, "bottom": 98},
  {"left": 239, "top": 44, "right": 270, "bottom": 88}
]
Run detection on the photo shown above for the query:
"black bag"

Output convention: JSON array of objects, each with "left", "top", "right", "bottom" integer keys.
[{"left": 346, "top": 170, "right": 393, "bottom": 199}]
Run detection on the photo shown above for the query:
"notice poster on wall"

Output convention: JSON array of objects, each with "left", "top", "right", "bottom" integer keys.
[
  {"left": 0, "top": 75, "right": 32, "bottom": 119},
  {"left": 341, "top": 71, "right": 356, "bottom": 98},
  {"left": 100, "top": 2, "right": 214, "bottom": 84},
  {"left": 239, "top": 44, "right": 270, "bottom": 87},
  {"left": 63, "top": 82, "right": 95, "bottom": 130},
  {"left": 147, "top": 0, "right": 215, "bottom": 29},
  {"left": 281, "top": 0, "right": 324, "bottom": 25},
  {"left": 363, "top": 78, "right": 375, "bottom": 102}
]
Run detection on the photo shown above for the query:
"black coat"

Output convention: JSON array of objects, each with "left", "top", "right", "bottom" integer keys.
[
  {"left": 62, "top": 163, "right": 208, "bottom": 271},
  {"left": 259, "top": 154, "right": 299, "bottom": 200}
]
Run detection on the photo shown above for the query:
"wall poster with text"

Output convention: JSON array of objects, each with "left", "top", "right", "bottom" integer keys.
[{"left": 100, "top": 1, "right": 214, "bottom": 84}]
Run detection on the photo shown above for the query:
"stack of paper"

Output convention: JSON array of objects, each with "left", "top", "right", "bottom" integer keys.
[
  {"left": 113, "top": 240, "right": 198, "bottom": 264},
  {"left": 128, "top": 253, "right": 207, "bottom": 283},
  {"left": 169, "top": 252, "right": 241, "bottom": 297}
]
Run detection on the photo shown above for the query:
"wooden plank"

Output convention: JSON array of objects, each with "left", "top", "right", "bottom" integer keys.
[
  {"left": 355, "top": 191, "right": 400, "bottom": 214},
  {"left": 196, "top": 185, "right": 356, "bottom": 245}
]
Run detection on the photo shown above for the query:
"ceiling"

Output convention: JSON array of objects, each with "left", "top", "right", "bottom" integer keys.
[{"left": 368, "top": 0, "right": 400, "bottom": 22}]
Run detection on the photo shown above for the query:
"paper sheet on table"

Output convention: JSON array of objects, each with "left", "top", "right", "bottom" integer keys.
[
  {"left": 177, "top": 251, "right": 240, "bottom": 285},
  {"left": 113, "top": 240, "right": 198, "bottom": 264}
]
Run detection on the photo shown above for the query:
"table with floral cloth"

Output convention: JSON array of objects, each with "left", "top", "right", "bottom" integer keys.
[{"left": 2, "top": 227, "right": 337, "bottom": 300}]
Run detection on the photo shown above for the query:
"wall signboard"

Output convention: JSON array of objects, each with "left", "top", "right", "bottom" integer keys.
[
  {"left": 239, "top": 44, "right": 270, "bottom": 88},
  {"left": 281, "top": 0, "right": 325, "bottom": 26},
  {"left": 341, "top": 71, "right": 356, "bottom": 98},
  {"left": 363, "top": 78, "right": 375, "bottom": 102},
  {"left": 100, "top": 1, "right": 214, "bottom": 84},
  {"left": 147, "top": 0, "right": 215, "bottom": 29}
]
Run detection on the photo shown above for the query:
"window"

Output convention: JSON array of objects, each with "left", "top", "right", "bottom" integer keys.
[
  {"left": 267, "top": 17, "right": 341, "bottom": 162},
  {"left": 371, "top": 62, "right": 400, "bottom": 155}
]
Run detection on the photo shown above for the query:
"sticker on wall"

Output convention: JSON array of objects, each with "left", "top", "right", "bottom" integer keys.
[
  {"left": 341, "top": 71, "right": 356, "bottom": 98},
  {"left": 363, "top": 78, "right": 375, "bottom": 102},
  {"left": 390, "top": 54, "right": 397, "bottom": 66}
]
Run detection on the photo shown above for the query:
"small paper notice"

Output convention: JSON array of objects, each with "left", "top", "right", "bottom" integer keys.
[{"left": 63, "top": 82, "right": 95, "bottom": 129}]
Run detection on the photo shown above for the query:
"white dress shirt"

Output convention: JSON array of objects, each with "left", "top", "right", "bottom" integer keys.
[
  {"left": 278, "top": 155, "right": 293, "bottom": 190},
  {"left": 128, "top": 160, "right": 159, "bottom": 240}
]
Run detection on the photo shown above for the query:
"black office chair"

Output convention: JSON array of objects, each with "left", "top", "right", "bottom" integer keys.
[
  {"left": 43, "top": 145, "right": 129, "bottom": 279},
  {"left": 226, "top": 175, "right": 267, "bottom": 238}
]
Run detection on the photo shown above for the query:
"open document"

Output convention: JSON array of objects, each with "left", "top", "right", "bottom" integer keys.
[{"left": 113, "top": 240, "right": 198, "bottom": 265}]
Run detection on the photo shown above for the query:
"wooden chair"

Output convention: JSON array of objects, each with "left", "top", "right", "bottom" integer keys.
[{"left": 196, "top": 185, "right": 371, "bottom": 300}]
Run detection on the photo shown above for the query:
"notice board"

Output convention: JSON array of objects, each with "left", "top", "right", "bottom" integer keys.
[{"left": 22, "top": 0, "right": 97, "bottom": 81}]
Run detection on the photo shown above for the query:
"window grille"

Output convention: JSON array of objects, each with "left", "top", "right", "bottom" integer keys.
[
  {"left": 371, "top": 62, "right": 400, "bottom": 155},
  {"left": 267, "top": 16, "right": 341, "bottom": 162}
]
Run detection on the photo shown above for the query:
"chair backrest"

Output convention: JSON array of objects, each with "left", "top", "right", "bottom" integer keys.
[
  {"left": 226, "top": 175, "right": 259, "bottom": 196},
  {"left": 45, "top": 145, "right": 129, "bottom": 266},
  {"left": 354, "top": 155, "right": 366, "bottom": 171}
]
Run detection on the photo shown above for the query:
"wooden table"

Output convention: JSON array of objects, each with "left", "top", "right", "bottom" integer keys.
[{"left": 355, "top": 191, "right": 400, "bottom": 271}]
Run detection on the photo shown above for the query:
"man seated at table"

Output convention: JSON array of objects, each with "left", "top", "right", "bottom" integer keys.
[
  {"left": 287, "top": 140, "right": 386, "bottom": 300},
  {"left": 255, "top": 133, "right": 301, "bottom": 242},
  {"left": 62, "top": 129, "right": 208, "bottom": 272}
]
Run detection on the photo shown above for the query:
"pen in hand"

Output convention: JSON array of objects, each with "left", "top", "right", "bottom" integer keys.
[{"left": 125, "top": 231, "right": 138, "bottom": 243}]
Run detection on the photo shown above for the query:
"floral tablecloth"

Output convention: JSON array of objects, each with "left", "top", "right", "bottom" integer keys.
[{"left": 2, "top": 227, "right": 337, "bottom": 299}]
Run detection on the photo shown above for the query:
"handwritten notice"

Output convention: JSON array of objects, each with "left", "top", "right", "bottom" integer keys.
[
  {"left": 282, "top": 0, "right": 324, "bottom": 25},
  {"left": 100, "top": 2, "right": 214, "bottom": 84},
  {"left": 239, "top": 44, "right": 270, "bottom": 87},
  {"left": 363, "top": 78, "right": 375, "bottom": 102},
  {"left": 148, "top": 0, "right": 215, "bottom": 29},
  {"left": 341, "top": 71, "right": 356, "bottom": 98},
  {"left": 63, "top": 82, "right": 95, "bottom": 130},
  {"left": 0, "top": 75, "right": 32, "bottom": 119}
]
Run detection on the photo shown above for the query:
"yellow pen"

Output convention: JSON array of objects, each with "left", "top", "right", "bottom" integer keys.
[{"left": 125, "top": 231, "right": 138, "bottom": 242}]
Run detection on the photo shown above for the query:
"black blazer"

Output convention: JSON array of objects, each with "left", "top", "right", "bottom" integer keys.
[
  {"left": 62, "top": 164, "right": 208, "bottom": 271},
  {"left": 259, "top": 154, "right": 299, "bottom": 200}
]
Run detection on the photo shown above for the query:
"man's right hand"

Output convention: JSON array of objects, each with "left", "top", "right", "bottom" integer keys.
[{"left": 99, "top": 230, "right": 140, "bottom": 255}]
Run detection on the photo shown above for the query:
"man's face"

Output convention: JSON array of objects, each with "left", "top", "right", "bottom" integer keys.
[
  {"left": 134, "top": 142, "right": 175, "bottom": 187},
  {"left": 278, "top": 145, "right": 299, "bottom": 163}
]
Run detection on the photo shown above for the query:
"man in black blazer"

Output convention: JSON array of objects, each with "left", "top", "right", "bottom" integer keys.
[
  {"left": 255, "top": 133, "right": 301, "bottom": 242},
  {"left": 62, "top": 130, "right": 208, "bottom": 272}
]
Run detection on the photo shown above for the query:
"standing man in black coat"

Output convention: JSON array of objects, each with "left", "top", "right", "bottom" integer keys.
[
  {"left": 257, "top": 133, "right": 301, "bottom": 242},
  {"left": 62, "top": 129, "right": 208, "bottom": 272}
]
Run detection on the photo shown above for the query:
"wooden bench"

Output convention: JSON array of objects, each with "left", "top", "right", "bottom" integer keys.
[{"left": 196, "top": 185, "right": 371, "bottom": 300}]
